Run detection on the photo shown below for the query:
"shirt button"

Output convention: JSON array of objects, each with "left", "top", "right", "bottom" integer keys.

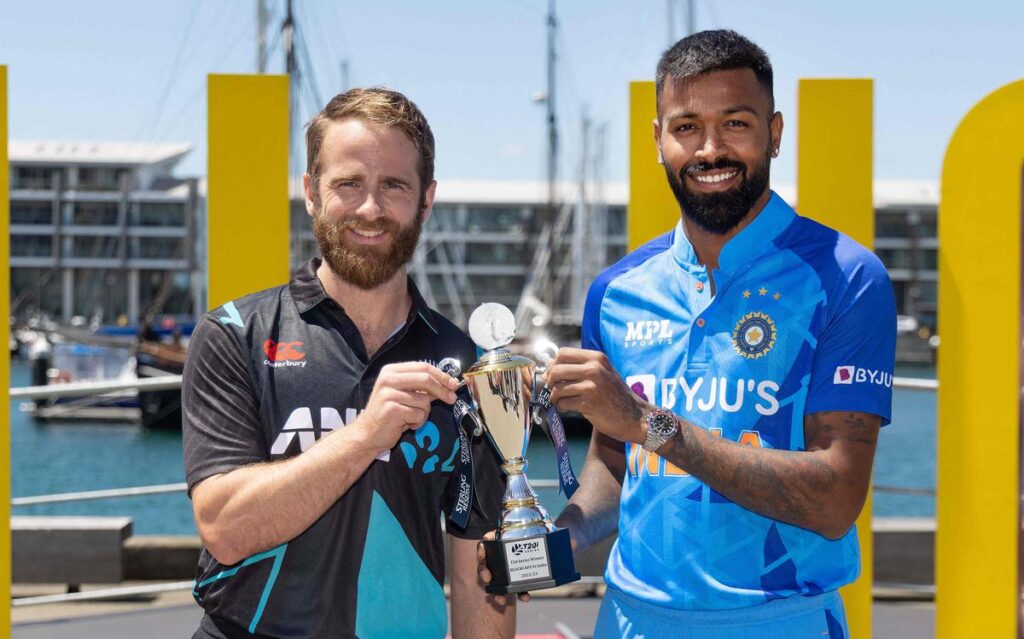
[
  {"left": 696, "top": 318, "right": 706, "bottom": 328},
  {"left": 695, "top": 282, "right": 704, "bottom": 292}
]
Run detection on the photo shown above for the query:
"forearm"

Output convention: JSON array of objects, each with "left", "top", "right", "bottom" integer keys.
[
  {"left": 193, "top": 424, "right": 381, "bottom": 564},
  {"left": 449, "top": 537, "right": 514, "bottom": 639},
  {"left": 659, "top": 421, "right": 861, "bottom": 538},
  {"left": 554, "top": 437, "right": 624, "bottom": 553}
]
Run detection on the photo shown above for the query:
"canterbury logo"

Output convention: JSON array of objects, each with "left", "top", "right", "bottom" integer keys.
[{"left": 264, "top": 340, "right": 305, "bottom": 362}]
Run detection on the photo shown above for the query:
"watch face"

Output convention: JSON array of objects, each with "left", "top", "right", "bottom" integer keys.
[{"left": 649, "top": 411, "right": 677, "bottom": 437}]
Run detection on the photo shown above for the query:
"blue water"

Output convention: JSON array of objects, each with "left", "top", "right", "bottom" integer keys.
[{"left": 9, "top": 361, "right": 936, "bottom": 535}]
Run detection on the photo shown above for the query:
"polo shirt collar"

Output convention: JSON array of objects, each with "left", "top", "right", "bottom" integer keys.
[
  {"left": 288, "top": 258, "right": 438, "bottom": 334},
  {"left": 671, "top": 190, "right": 796, "bottom": 276}
]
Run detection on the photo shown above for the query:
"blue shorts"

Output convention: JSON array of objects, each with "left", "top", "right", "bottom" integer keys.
[{"left": 594, "top": 587, "right": 849, "bottom": 639}]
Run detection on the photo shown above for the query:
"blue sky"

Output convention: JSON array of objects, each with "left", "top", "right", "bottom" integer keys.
[{"left": 1, "top": 1, "right": 1021, "bottom": 187}]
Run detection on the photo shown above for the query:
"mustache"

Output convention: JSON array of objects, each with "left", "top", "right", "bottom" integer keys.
[
  {"left": 682, "top": 158, "right": 747, "bottom": 177},
  {"left": 328, "top": 216, "right": 400, "bottom": 234}
]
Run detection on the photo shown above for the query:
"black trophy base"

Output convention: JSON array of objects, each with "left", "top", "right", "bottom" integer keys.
[{"left": 483, "top": 526, "right": 580, "bottom": 595}]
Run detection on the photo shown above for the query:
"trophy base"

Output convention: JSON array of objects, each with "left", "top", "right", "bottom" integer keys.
[{"left": 483, "top": 527, "right": 580, "bottom": 595}]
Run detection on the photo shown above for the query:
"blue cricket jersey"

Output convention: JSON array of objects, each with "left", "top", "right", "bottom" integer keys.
[{"left": 583, "top": 192, "right": 896, "bottom": 611}]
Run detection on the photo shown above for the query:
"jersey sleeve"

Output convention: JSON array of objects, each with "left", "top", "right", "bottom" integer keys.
[
  {"left": 182, "top": 316, "right": 266, "bottom": 493},
  {"left": 804, "top": 253, "right": 897, "bottom": 425}
]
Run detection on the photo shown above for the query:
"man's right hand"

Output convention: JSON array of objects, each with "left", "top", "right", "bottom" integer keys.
[
  {"left": 353, "top": 362, "right": 460, "bottom": 452},
  {"left": 476, "top": 531, "right": 531, "bottom": 606}
]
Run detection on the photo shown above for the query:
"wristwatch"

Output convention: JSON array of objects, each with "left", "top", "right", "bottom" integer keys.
[{"left": 643, "top": 408, "right": 679, "bottom": 452}]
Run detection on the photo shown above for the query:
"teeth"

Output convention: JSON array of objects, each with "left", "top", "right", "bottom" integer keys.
[
  {"left": 694, "top": 171, "right": 738, "bottom": 184},
  {"left": 352, "top": 228, "right": 384, "bottom": 238}
]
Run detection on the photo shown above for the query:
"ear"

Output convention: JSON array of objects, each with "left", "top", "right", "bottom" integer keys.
[
  {"left": 303, "top": 174, "right": 317, "bottom": 217},
  {"left": 419, "top": 180, "right": 437, "bottom": 225},
  {"left": 653, "top": 118, "right": 664, "bottom": 165},
  {"left": 770, "top": 111, "right": 784, "bottom": 157}
]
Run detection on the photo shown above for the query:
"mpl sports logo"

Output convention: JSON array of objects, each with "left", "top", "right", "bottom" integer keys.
[
  {"left": 834, "top": 365, "right": 893, "bottom": 387},
  {"left": 624, "top": 319, "right": 674, "bottom": 348},
  {"left": 264, "top": 339, "right": 307, "bottom": 368}
]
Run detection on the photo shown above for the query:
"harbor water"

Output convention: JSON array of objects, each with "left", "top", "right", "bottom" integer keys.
[{"left": 10, "top": 361, "right": 936, "bottom": 535}]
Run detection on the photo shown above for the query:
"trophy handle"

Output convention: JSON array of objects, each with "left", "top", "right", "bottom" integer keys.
[{"left": 454, "top": 398, "right": 484, "bottom": 437}]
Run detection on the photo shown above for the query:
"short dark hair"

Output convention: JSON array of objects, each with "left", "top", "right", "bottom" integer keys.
[
  {"left": 305, "top": 87, "right": 435, "bottom": 203},
  {"left": 655, "top": 30, "right": 774, "bottom": 113}
]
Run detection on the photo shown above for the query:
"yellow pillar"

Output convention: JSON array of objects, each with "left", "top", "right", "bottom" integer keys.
[
  {"left": 628, "top": 81, "right": 679, "bottom": 250},
  {"left": 936, "top": 79, "right": 1024, "bottom": 639},
  {"left": 0, "top": 64, "right": 11, "bottom": 636},
  {"left": 207, "top": 74, "right": 290, "bottom": 309},
  {"left": 797, "top": 79, "right": 874, "bottom": 639}
]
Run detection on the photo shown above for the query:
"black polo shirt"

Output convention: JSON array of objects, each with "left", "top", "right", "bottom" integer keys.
[{"left": 183, "top": 258, "right": 504, "bottom": 639}]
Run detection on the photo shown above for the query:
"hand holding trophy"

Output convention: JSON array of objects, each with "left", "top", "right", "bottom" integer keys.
[{"left": 440, "top": 303, "right": 580, "bottom": 595}]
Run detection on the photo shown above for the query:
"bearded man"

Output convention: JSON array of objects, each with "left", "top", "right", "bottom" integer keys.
[
  {"left": 183, "top": 88, "right": 513, "bottom": 639},
  {"left": 483, "top": 31, "right": 896, "bottom": 638}
]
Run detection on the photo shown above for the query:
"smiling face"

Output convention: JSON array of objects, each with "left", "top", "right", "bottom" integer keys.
[
  {"left": 304, "top": 118, "right": 436, "bottom": 289},
  {"left": 655, "top": 68, "right": 783, "bottom": 234}
]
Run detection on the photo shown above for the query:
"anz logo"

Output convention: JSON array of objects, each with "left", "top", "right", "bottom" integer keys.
[
  {"left": 399, "top": 421, "right": 459, "bottom": 475},
  {"left": 270, "top": 407, "right": 389, "bottom": 462},
  {"left": 270, "top": 407, "right": 458, "bottom": 473}
]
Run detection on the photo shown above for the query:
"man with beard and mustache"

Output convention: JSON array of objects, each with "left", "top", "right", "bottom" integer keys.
[
  {"left": 481, "top": 31, "right": 896, "bottom": 638},
  {"left": 182, "top": 88, "right": 513, "bottom": 639}
]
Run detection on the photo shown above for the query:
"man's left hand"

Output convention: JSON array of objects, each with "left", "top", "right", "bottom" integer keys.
[{"left": 545, "top": 348, "right": 649, "bottom": 445}]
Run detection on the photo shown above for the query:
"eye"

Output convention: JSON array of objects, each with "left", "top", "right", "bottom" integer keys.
[
  {"left": 726, "top": 120, "right": 748, "bottom": 128},
  {"left": 383, "top": 181, "right": 406, "bottom": 191},
  {"left": 675, "top": 123, "right": 696, "bottom": 133}
]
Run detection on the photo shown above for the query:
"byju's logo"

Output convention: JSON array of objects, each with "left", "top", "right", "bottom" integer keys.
[
  {"left": 510, "top": 541, "right": 540, "bottom": 556},
  {"left": 625, "top": 374, "right": 656, "bottom": 403},
  {"left": 834, "top": 366, "right": 854, "bottom": 384},
  {"left": 834, "top": 365, "right": 893, "bottom": 387},
  {"left": 624, "top": 319, "right": 674, "bottom": 348},
  {"left": 264, "top": 339, "right": 307, "bottom": 368}
]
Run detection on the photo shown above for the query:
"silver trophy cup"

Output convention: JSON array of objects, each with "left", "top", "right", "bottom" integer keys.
[{"left": 445, "top": 304, "right": 579, "bottom": 594}]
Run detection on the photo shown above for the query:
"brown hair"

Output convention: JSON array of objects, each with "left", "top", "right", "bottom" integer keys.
[{"left": 305, "top": 87, "right": 435, "bottom": 203}]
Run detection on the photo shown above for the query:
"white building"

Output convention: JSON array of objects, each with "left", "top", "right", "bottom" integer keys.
[{"left": 8, "top": 141, "right": 201, "bottom": 324}]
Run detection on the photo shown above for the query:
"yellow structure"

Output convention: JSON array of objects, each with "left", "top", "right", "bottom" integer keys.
[
  {"left": 207, "top": 74, "right": 291, "bottom": 309},
  {"left": 796, "top": 79, "right": 874, "bottom": 639},
  {"left": 628, "top": 81, "right": 679, "bottom": 248},
  {"left": 936, "top": 79, "right": 1024, "bottom": 639},
  {"left": 0, "top": 65, "right": 10, "bottom": 636}
]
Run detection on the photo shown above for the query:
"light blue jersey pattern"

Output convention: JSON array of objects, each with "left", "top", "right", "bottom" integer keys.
[{"left": 583, "top": 192, "right": 896, "bottom": 611}]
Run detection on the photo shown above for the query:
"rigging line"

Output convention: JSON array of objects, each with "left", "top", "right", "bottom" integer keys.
[
  {"left": 135, "top": 0, "right": 203, "bottom": 142},
  {"left": 155, "top": 11, "right": 254, "bottom": 141},
  {"left": 297, "top": 1, "right": 343, "bottom": 89},
  {"left": 295, "top": 25, "right": 325, "bottom": 108}
]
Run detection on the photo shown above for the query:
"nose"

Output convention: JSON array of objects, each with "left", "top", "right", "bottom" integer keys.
[
  {"left": 354, "top": 190, "right": 384, "bottom": 219},
  {"left": 694, "top": 130, "right": 726, "bottom": 165}
]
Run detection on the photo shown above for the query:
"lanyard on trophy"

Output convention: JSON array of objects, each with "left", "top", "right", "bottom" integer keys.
[
  {"left": 530, "top": 340, "right": 580, "bottom": 499},
  {"left": 440, "top": 358, "right": 475, "bottom": 530}
]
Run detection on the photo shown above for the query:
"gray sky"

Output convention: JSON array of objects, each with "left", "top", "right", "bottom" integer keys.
[{"left": 1, "top": 1, "right": 1021, "bottom": 187}]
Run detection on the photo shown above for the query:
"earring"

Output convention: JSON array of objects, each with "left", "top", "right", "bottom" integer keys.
[{"left": 771, "top": 148, "right": 779, "bottom": 158}]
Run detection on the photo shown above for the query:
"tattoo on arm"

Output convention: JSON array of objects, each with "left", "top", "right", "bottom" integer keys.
[{"left": 657, "top": 411, "right": 879, "bottom": 538}]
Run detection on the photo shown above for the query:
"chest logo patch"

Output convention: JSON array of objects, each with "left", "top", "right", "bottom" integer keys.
[{"left": 732, "top": 312, "right": 776, "bottom": 359}]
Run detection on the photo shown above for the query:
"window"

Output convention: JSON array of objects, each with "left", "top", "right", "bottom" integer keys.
[
  {"left": 13, "top": 167, "right": 57, "bottom": 190},
  {"left": 11, "top": 201, "right": 53, "bottom": 225},
  {"left": 73, "top": 269, "right": 127, "bottom": 318},
  {"left": 466, "top": 206, "right": 525, "bottom": 233},
  {"left": 876, "top": 212, "right": 908, "bottom": 238},
  {"left": 134, "top": 202, "right": 186, "bottom": 227},
  {"left": 875, "top": 248, "right": 912, "bottom": 270},
  {"left": 73, "top": 202, "right": 120, "bottom": 226},
  {"left": 132, "top": 237, "right": 183, "bottom": 259},
  {"left": 78, "top": 167, "right": 127, "bottom": 191},
  {"left": 11, "top": 235, "right": 54, "bottom": 257},
  {"left": 607, "top": 206, "right": 627, "bottom": 235},
  {"left": 139, "top": 269, "right": 194, "bottom": 316},
  {"left": 10, "top": 267, "right": 62, "bottom": 317},
  {"left": 72, "top": 236, "right": 120, "bottom": 258}
]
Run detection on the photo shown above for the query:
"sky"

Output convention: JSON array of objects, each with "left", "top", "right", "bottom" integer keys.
[{"left": 1, "top": 0, "right": 1021, "bottom": 189}]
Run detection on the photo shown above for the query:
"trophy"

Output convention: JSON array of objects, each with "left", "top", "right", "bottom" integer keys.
[{"left": 440, "top": 303, "right": 580, "bottom": 594}]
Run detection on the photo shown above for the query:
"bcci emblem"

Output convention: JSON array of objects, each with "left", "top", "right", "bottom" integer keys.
[{"left": 732, "top": 312, "right": 776, "bottom": 359}]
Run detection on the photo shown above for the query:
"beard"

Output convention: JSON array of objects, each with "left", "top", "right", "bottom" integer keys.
[
  {"left": 312, "top": 206, "right": 423, "bottom": 290},
  {"left": 665, "top": 146, "right": 771, "bottom": 235}
]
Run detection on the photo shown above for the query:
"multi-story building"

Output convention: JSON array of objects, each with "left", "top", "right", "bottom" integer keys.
[
  {"left": 8, "top": 141, "right": 202, "bottom": 324},
  {"left": 290, "top": 179, "right": 938, "bottom": 343}
]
